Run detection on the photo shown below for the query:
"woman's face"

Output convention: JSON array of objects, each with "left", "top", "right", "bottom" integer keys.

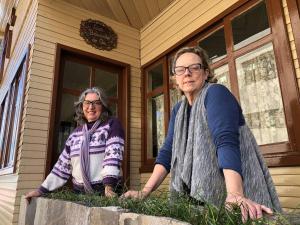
[
  {"left": 174, "top": 52, "right": 208, "bottom": 97},
  {"left": 82, "top": 93, "right": 102, "bottom": 122}
]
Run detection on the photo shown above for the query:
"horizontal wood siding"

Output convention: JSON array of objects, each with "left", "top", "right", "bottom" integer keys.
[
  {"left": 270, "top": 167, "right": 300, "bottom": 210},
  {"left": 140, "top": 0, "right": 239, "bottom": 65},
  {"left": 140, "top": 0, "right": 300, "bottom": 212},
  {"left": 0, "top": 0, "right": 37, "bottom": 224},
  {"left": 16, "top": 2, "right": 141, "bottom": 218},
  {"left": 282, "top": 0, "right": 300, "bottom": 88}
]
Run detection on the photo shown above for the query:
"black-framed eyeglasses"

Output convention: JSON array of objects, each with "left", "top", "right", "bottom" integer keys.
[
  {"left": 83, "top": 100, "right": 102, "bottom": 107},
  {"left": 174, "top": 63, "right": 204, "bottom": 76}
]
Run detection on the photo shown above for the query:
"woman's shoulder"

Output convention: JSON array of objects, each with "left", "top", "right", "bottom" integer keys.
[
  {"left": 207, "top": 83, "right": 231, "bottom": 94},
  {"left": 106, "top": 117, "right": 124, "bottom": 130},
  {"left": 206, "top": 83, "right": 235, "bottom": 101}
]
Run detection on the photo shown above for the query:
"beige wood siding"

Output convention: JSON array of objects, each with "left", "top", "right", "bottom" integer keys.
[
  {"left": 140, "top": 0, "right": 240, "bottom": 65},
  {"left": 140, "top": 0, "right": 300, "bottom": 212},
  {"left": 15, "top": 1, "right": 141, "bottom": 217},
  {"left": 0, "top": 0, "right": 37, "bottom": 224},
  {"left": 282, "top": 0, "right": 300, "bottom": 89}
]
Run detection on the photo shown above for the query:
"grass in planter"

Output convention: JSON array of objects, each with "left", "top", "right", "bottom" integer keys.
[{"left": 45, "top": 188, "right": 290, "bottom": 225}]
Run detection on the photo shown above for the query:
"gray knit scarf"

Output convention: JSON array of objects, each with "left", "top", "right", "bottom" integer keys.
[
  {"left": 80, "top": 120, "right": 100, "bottom": 193},
  {"left": 170, "top": 83, "right": 281, "bottom": 212}
]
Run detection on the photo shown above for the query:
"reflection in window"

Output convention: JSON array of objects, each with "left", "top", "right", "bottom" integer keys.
[
  {"left": 212, "top": 64, "right": 230, "bottom": 90},
  {"left": 57, "top": 93, "right": 77, "bottom": 154},
  {"left": 95, "top": 68, "right": 118, "bottom": 97},
  {"left": 148, "top": 64, "right": 163, "bottom": 91},
  {"left": 147, "top": 94, "right": 165, "bottom": 158},
  {"left": 199, "top": 28, "right": 227, "bottom": 63},
  {"left": 63, "top": 60, "right": 90, "bottom": 91},
  {"left": 232, "top": 1, "right": 270, "bottom": 50},
  {"left": 236, "top": 43, "right": 288, "bottom": 145}
]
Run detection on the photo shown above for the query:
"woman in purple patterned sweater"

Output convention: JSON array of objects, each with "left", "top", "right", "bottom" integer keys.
[{"left": 25, "top": 87, "right": 125, "bottom": 203}]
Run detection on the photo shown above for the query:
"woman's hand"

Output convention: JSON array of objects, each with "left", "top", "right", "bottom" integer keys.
[
  {"left": 223, "top": 169, "right": 273, "bottom": 222},
  {"left": 104, "top": 185, "right": 117, "bottom": 198},
  {"left": 226, "top": 193, "right": 273, "bottom": 222},
  {"left": 24, "top": 190, "right": 42, "bottom": 204},
  {"left": 121, "top": 190, "right": 149, "bottom": 199}
]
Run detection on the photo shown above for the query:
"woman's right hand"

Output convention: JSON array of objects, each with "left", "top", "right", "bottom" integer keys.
[
  {"left": 25, "top": 190, "right": 41, "bottom": 204},
  {"left": 121, "top": 190, "right": 149, "bottom": 199}
]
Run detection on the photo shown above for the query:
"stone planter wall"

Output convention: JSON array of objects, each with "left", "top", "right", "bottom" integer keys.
[{"left": 18, "top": 197, "right": 190, "bottom": 225}]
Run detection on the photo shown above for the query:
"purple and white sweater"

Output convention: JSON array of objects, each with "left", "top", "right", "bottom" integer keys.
[{"left": 39, "top": 118, "right": 125, "bottom": 193}]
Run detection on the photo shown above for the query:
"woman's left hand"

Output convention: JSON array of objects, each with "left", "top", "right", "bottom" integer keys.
[
  {"left": 225, "top": 193, "right": 273, "bottom": 222},
  {"left": 104, "top": 185, "right": 117, "bottom": 198}
]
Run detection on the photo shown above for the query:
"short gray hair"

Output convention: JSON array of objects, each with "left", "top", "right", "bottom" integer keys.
[
  {"left": 74, "top": 87, "right": 111, "bottom": 125},
  {"left": 172, "top": 46, "right": 215, "bottom": 83}
]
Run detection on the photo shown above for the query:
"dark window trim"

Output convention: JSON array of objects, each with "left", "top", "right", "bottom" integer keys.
[
  {"left": 140, "top": 56, "right": 169, "bottom": 172},
  {"left": 0, "top": 44, "right": 30, "bottom": 175},
  {"left": 140, "top": 0, "right": 300, "bottom": 172},
  {"left": 47, "top": 43, "right": 130, "bottom": 185}
]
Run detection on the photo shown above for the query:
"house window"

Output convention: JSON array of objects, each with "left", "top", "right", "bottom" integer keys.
[
  {"left": 0, "top": 54, "right": 27, "bottom": 173},
  {"left": 48, "top": 45, "right": 130, "bottom": 183},
  {"left": 141, "top": 0, "right": 300, "bottom": 171},
  {"left": 142, "top": 58, "right": 170, "bottom": 169},
  {"left": 53, "top": 54, "right": 124, "bottom": 163}
]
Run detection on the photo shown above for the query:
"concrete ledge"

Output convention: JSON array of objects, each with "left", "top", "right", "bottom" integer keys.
[{"left": 18, "top": 197, "right": 189, "bottom": 225}]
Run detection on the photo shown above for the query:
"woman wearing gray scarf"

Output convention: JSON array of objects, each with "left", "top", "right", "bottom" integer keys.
[
  {"left": 26, "top": 87, "right": 124, "bottom": 202},
  {"left": 124, "top": 46, "right": 281, "bottom": 222}
]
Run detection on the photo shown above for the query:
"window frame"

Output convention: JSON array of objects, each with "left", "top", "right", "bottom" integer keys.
[
  {"left": 47, "top": 44, "right": 131, "bottom": 185},
  {"left": 0, "top": 45, "right": 30, "bottom": 175},
  {"left": 140, "top": 56, "right": 170, "bottom": 172},
  {"left": 140, "top": 0, "right": 300, "bottom": 172}
]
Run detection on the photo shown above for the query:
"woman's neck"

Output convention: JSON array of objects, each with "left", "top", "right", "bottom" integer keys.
[{"left": 86, "top": 120, "right": 97, "bottom": 129}]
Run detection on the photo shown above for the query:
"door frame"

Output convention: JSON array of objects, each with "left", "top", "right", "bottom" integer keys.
[{"left": 46, "top": 44, "right": 130, "bottom": 186}]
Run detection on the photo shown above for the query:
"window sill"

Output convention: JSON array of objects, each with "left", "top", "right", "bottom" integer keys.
[{"left": 0, "top": 166, "right": 14, "bottom": 175}]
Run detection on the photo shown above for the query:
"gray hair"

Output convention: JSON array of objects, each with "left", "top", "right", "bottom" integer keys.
[
  {"left": 172, "top": 46, "right": 216, "bottom": 83},
  {"left": 74, "top": 87, "right": 111, "bottom": 125}
]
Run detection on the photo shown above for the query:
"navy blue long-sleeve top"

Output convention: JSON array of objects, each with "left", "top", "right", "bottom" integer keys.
[{"left": 155, "top": 84, "right": 245, "bottom": 177}]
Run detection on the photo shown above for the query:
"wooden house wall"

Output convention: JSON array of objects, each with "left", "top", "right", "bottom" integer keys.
[
  {"left": 0, "top": 0, "right": 37, "bottom": 224},
  {"left": 8, "top": 0, "right": 141, "bottom": 224},
  {"left": 140, "top": 0, "right": 300, "bottom": 211}
]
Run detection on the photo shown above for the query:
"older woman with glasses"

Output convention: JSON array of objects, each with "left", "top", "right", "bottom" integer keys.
[
  {"left": 124, "top": 46, "right": 281, "bottom": 222},
  {"left": 25, "top": 87, "right": 124, "bottom": 202}
]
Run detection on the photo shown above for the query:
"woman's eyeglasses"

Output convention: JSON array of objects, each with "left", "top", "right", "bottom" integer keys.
[
  {"left": 174, "top": 63, "right": 204, "bottom": 76},
  {"left": 83, "top": 100, "right": 102, "bottom": 107}
]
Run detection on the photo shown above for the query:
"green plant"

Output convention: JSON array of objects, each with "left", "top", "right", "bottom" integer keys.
[{"left": 45, "top": 189, "right": 290, "bottom": 225}]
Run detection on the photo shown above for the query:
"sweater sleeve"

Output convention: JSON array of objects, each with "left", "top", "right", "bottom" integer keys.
[
  {"left": 205, "top": 84, "right": 243, "bottom": 177},
  {"left": 155, "top": 102, "right": 181, "bottom": 172},
  {"left": 101, "top": 118, "right": 125, "bottom": 186},
  {"left": 39, "top": 142, "right": 72, "bottom": 194}
]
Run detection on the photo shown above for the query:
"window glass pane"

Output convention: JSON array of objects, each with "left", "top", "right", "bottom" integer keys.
[
  {"left": 110, "top": 102, "right": 118, "bottom": 117},
  {"left": 236, "top": 42, "right": 288, "bottom": 145},
  {"left": 1, "top": 86, "right": 15, "bottom": 167},
  {"left": 0, "top": 95, "right": 8, "bottom": 167},
  {"left": 57, "top": 93, "right": 77, "bottom": 155},
  {"left": 95, "top": 68, "right": 118, "bottom": 97},
  {"left": 198, "top": 28, "right": 227, "bottom": 63},
  {"left": 232, "top": 1, "right": 270, "bottom": 50},
  {"left": 63, "top": 60, "right": 91, "bottom": 91},
  {"left": 147, "top": 64, "right": 163, "bottom": 91},
  {"left": 8, "top": 69, "right": 26, "bottom": 166},
  {"left": 147, "top": 93, "right": 165, "bottom": 158},
  {"left": 212, "top": 64, "right": 231, "bottom": 90}
]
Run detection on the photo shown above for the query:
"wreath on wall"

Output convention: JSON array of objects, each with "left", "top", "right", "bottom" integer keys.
[{"left": 80, "top": 19, "right": 118, "bottom": 51}]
